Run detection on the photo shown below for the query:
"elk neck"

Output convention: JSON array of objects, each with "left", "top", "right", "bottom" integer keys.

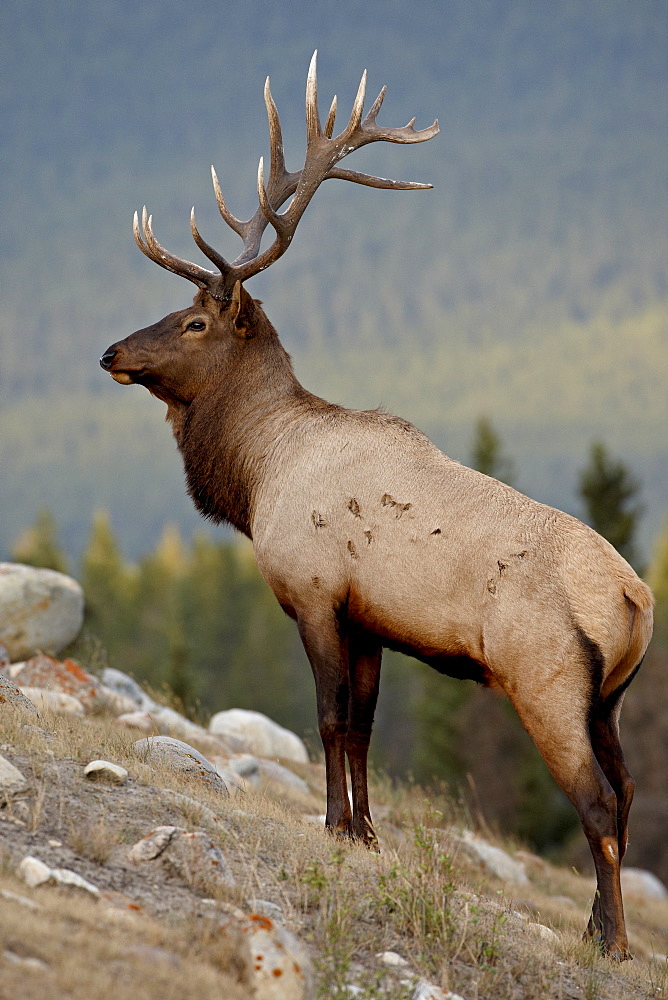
[{"left": 175, "top": 315, "right": 331, "bottom": 537}]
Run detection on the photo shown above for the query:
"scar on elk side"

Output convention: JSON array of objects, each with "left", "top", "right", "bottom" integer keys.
[
  {"left": 381, "top": 493, "right": 412, "bottom": 518},
  {"left": 312, "top": 511, "right": 327, "bottom": 528}
]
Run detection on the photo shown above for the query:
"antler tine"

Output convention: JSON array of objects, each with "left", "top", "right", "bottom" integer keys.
[
  {"left": 305, "top": 50, "right": 322, "bottom": 146},
  {"left": 211, "top": 166, "right": 246, "bottom": 239},
  {"left": 190, "top": 207, "right": 234, "bottom": 275},
  {"left": 363, "top": 86, "right": 387, "bottom": 126},
  {"left": 256, "top": 158, "right": 291, "bottom": 251},
  {"left": 264, "top": 77, "right": 287, "bottom": 184},
  {"left": 341, "top": 69, "right": 367, "bottom": 138},
  {"left": 324, "top": 96, "right": 337, "bottom": 139},
  {"left": 136, "top": 206, "right": 216, "bottom": 287},
  {"left": 325, "top": 167, "right": 433, "bottom": 191}
]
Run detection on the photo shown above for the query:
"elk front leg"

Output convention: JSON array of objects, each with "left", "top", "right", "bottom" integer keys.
[
  {"left": 298, "top": 611, "right": 352, "bottom": 837},
  {"left": 347, "top": 629, "right": 382, "bottom": 848}
]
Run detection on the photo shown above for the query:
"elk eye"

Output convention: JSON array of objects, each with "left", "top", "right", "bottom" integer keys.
[{"left": 185, "top": 320, "right": 206, "bottom": 332}]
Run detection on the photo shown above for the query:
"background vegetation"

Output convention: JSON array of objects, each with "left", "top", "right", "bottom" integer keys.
[
  {"left": 1, "top": 0, "right": 666, "bottom": 884},
  {"left": 0, "top": 0, "right": 666, "bottom": 559}
]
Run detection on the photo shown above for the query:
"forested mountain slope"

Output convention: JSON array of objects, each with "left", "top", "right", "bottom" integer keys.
[{"left": 1, "top": 0, "right": 666, "bottom": 557}]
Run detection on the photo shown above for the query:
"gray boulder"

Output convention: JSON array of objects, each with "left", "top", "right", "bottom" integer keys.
[
  {"left": 133, "top": 735, "right": 229, "bottom": 795},
  {"left": 0, "top": 563, "right": 84, "bottom": 661},
  {"left": 0, "top": 753, "right": 29, "bottom": 799},
  {"left": 209, "top": 708, "right": 309, "bottom": 763},
  {"left": 101, "top": 667, "right": 157, "bottom": 712},
  {"left": 621, "top": 867, "right": 668, "bottom": 901}
]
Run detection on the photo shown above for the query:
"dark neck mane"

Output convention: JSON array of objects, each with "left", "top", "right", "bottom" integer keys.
[{"left": 173, "top": 312, "right": 331, "bottom": 536}]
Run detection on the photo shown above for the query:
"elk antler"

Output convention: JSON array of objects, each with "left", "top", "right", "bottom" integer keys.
[{"left": 134, "top": 51, "right": 439, "bottom": 301}]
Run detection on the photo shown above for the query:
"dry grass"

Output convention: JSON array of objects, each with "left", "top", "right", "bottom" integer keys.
[
  {"left": 0, "top": 875, "right": 248, "bottom": 1000},
  {"left": 1, "top": 702, "right": 666, "bottom": 999}
]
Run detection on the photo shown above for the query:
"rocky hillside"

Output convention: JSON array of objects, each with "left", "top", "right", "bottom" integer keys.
[{"left": 1, "top": 564, "right": 667, "bottom": 999}]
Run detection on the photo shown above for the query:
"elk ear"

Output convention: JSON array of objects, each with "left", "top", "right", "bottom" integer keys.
[{"left": 229, "top": 280, "right": 255, "bottom": 338}]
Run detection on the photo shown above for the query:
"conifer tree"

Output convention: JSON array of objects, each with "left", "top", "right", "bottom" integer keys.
[
  {"left": 11, "top": 509, "right": 68, "bottom": 573},
  {"left": 80, "top": 510, "right": 137, "bottom": 664},
  {"left": 469, "top": 416, "right": 515, "bottom": 486},
  {"left": 578, "top": 441, "right": 642, "bottom": 565}
]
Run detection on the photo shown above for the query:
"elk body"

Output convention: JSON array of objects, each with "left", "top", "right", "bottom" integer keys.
[{"left": 101, "top": 55, "right": 653, "bottom": 960}]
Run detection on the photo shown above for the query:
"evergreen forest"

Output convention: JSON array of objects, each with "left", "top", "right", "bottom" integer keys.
[{"left": 0, "top": 0, "right": 666, "bottom": 558}]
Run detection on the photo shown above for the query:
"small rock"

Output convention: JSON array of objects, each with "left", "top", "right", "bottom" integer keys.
[
  {"left": 128, "top": 825, "right": 181, "bottom": 862},
  {"left": 17, "top": 855, "right": 99, "bottom": 895},
  {"left": 100, "top": 667, "right": 157, "bottom": 711},
  {"left": 119, "top": 707, "right": 234, "bottom": 755},
  {"left": 0, "top": 563, "right": 84, "bottom": 660},
  {"left": 50, "top": 867, "right": 100, "bottom": 896},
  {"left": 18, "top": 856, "right": 52, "bottom": 887},
  {"left": 12, "top": 654, "right": 100, "bottom": 711},
  {"left": 166, "top": 830, "right": 235, "bottom": 888},
  {"left": 413, "top": 984, "right": 466, "bottom": 1000},
  {"left": 129, "top": 825, "right": 235, "bottom": 889},
  {"left": 19, "top": 687, "right": 85, "bottom": 716},
  {"left": 3, "top": 949, "right": 49, "bottom": 972},
  {"left": 0, "top": 673, "right": 38, "bottom": 714},
  {"left": 0, "top": 887, "right": 41, "bottom": 910},
  {"left": 159, "top": 787, "right": 227, "bottom": 826},
  {"left": 527, "top": 922, "right": 559, "bottom": 944},
  {"left": 219, "top": 753, "right": 261, "bottom": 781},
  {"left": 83, "top": 759, "right": 128, "bottom": 784},
  {"left": 218, "top": 909, "right": 313, "bottom": 999},
  {"left": 209, "top": 708, "right": 309, "bottom": 763},
  {"left": 0, "top": 642, "right": 10, "bottom": 671},
  {"left": 457, "top": 829, "right": 529, "bottom": 886},
  {"left": 0, "top": 753, "right": 29, "bottom": 797},
  {"left": 116, "top": 711, "right": 160, "bottom": 734},
  {"left": 149, "top": 706, "right": 212, "bottom": 744},
  {"left": 257, "top": 758, "right": 311, "bottom": 797},
  {"left": 377, "top": 951, "right": 410, "bottom": 967},
  {"left": 211, "top": 766, "right": 246, "bottom": 794},
  {"left": 96, "top": 685, "right": 139, "bottom": 716},
  {"left": 248, "top": 899, "right": 284, "bottom": 922},
  {"left": 621, "top": 867, "right": 668, "bottom": 901},
  {"left": 133, "top": 736, "right": 229, "bottom": 795}
]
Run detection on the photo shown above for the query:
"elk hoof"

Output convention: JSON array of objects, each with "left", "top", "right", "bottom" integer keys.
[
  {"left": 583, "top": 928, "right": 633, "bottom": 962},
  {"left": 326, "top": 820, "right": 354, "bottom": 840},
  {"left": 605, "top": 945, "right": 633, "bottom": 962}
]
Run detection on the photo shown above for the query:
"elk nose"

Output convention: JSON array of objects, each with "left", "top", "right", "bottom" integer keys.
[{"left": 100, "top": 348, "right": 117, "bottom": 370}]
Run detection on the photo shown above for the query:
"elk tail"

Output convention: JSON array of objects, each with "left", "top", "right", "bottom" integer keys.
[{"left": 600, "top": 574, "right": 654, "bottom": 703}]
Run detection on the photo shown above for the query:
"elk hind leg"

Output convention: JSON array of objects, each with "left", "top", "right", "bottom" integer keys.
[
  {"left": 586, "top": 690, "right": 635, "bottom": 944},
  {"left": 505, "top": 684, "right": 630, "bottom": 959}
]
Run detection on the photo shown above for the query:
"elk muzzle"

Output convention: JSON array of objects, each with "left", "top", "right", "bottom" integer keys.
[{"left": 100, "top": 346, "right": 138, "bottom": 384}]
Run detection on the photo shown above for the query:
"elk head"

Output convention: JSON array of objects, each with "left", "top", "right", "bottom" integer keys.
[
  {"left": 100, "top": 283, "right": 261, "bottom": 406},
  {"left": 101, "top": 52, "right": 439, "bottom": 397}
]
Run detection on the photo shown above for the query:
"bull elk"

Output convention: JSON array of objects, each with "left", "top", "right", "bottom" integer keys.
[{"left": 101, "top": 53, "right": 653, "bottom": 959}]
